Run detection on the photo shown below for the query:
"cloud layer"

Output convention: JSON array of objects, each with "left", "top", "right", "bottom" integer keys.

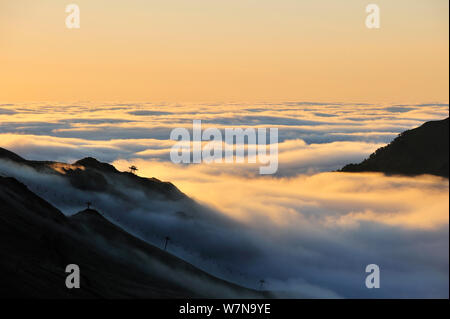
[{"left": 0, "top": 101, "right": 448, "bottom": 297}]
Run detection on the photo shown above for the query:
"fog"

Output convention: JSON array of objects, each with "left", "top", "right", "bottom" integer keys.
[
  {"left": 0, "top": 101, "right": 448, "bottom": 297},
  {"left": 0, "top": 157, "right": 448, "bottom": 298}
]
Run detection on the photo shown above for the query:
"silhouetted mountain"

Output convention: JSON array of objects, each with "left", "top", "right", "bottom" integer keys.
[
  {"left": 0, "top": 147, "right": 186, "bottom": 200},
  {"left": 0, "top": 176, "right": 265, "bottom": 298},
  {"left": 341, "top": 118, "right": 449, "bottom": 177}
]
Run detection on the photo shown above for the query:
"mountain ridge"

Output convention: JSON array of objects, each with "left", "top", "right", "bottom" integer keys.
[
  {"left": 341, "top": 117, "right": 449, "bottom": 177},
  {"left": 0, "top": 175, "right": 266, "bottom": 298},
  {"left": 0, "top": 147, "right": 186, "bottom": 200}
]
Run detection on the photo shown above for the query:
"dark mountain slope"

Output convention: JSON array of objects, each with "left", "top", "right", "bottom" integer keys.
[
  {"left": 341, "top": 118, "right": 449, "bottom": 177},
  {"left": 0, "top": 176, "right": 264, "bottom": 298},
  {"left": 0, "top": 147, "right": 27, "bottom": 163},
  {"left": 0, "top": 147, "right": 232, "bottom": 227},
  {"left": 71, "top": 157, "right": 184, "bottom": 199},
  {"left": 0, "top": 148, "right": 185, "bottom": 200}
]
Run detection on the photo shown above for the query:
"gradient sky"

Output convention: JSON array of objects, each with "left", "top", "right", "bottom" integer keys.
[{"left": 0, "top": 0, "right": 448, "bottom": 102}]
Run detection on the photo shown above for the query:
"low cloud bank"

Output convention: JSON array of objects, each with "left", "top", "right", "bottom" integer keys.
[
  {"left": 1, "top": 158, "right": 448, "bottom": 298},
  {"left": 0, "top": 101, "right": 448, "bottom": 297}
]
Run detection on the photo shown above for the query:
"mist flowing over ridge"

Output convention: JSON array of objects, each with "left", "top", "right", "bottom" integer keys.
[
  {"left": 0, "top": 175, "right": 265, "bottom": 298},
  {"left": 0, "top": 141, "right": 448, "bottom": 298}
]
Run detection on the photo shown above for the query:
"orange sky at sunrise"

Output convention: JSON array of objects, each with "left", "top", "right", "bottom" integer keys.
[{"left": 0, "top": 0, "right": 448, "bottom": 103}]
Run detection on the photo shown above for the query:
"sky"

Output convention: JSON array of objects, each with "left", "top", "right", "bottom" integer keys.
[{"left": 0, "top": 0, "right": 449, "bottom": 102}]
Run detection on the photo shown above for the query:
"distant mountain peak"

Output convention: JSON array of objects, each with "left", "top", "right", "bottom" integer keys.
[
  {"left": 0, "top": 148, "right": 185, "bottom": 199},
  {"left": 341, "top": 117, "right": 449, "bottom": 177},
  {"left": 73, "top": 208, "right": 103, "bottom": 218},
  {"left": 74, "top": 157, "right": 118, "bottom": 173}
]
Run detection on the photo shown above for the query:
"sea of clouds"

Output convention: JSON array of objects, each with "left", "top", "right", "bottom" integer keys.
[{"left": 0, "top": 101, "right": 448, "bottom": 298}]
